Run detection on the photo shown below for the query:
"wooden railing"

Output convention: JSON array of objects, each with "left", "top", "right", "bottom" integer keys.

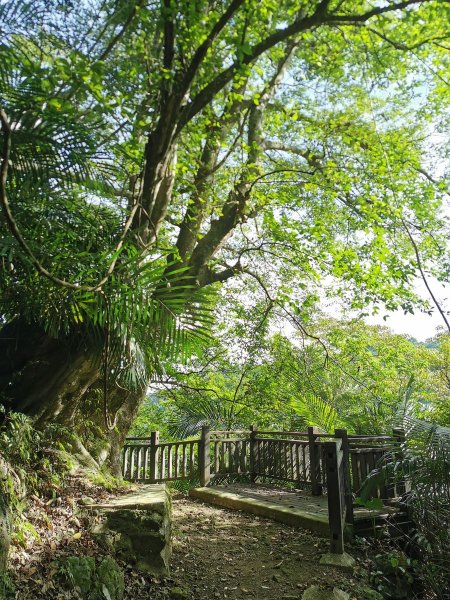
[
  {"left": 123, "top": 431, "right": 201, "bottom": 484},
  {"left": 248, "top": 428, "right": 336, "bottom": 495},
  {"left": 348, "top": 430, "right": 404, "bottom": 499},
  {"left": 123, "top": 426, "right": 404, "bottom": 554},
  {"left": 123, "top": 427, "right": 401, "bottom": 495}
]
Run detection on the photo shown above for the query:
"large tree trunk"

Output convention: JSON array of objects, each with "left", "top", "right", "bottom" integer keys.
[
  {"left": 0, "top": 319, "right": 144, "bottom": 474},
  {"left": 0, "top": 320, "right": 100, "bottom": 424},
  {"left": 76, "top": 378, "right": 147, "bottom": 475}
]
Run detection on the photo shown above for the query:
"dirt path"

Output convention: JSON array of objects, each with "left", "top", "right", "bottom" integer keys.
[
  {"left": 9, "top": 482, "right": 375, "bottom": 599},
  {"left": 167, "top": 497, "right": 370, "bottom": 600}
]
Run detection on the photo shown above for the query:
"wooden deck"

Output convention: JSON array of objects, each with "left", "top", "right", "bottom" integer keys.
[{"left": 189, "top": 483, "right": 401, "bottom": 538}]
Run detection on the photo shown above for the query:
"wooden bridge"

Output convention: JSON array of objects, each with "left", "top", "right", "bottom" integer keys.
[{"left": 122, "top": 426, "right": 407, "bottom": 555}]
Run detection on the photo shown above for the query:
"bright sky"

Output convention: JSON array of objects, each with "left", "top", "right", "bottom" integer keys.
[
  {"left": 365, "top": 310, "right": 444, "bottom": 341},
  {"left": 320, "top": 274, "right": 450, "bottom": 342},
  {"left": 364, "top": 276, "right": 449, "bottom": 341}
]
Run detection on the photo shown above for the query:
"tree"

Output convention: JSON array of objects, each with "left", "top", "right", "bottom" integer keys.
[
  {"left": 1, "top": 0, "right": 449, "bottom": 468},
  {"left": 145, "top": 314, "right": 443, "bottom": 437}
]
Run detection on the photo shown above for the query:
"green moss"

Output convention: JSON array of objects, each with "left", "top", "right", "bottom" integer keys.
[
  {"left": 87, "top": 471, "right": 128, "bottom": 492},
  {"left": 62, "top": 555, "right": 124, "bottom": 599},
  {"left": 0, "top": 572, "right": 15, "bottom": 600},
  {"left": 93, "top": 557, "right": 124, "bottom": 600},
  {"left": 64, "top": 555, "right": 96, "bottom": 595}
]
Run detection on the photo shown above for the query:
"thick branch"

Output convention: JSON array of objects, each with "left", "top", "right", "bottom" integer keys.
[
  {"left": 162, "top": 0, "right": 175, "bottom": 71},
  {"left": 187, "top": 43, "right": 298, "bottom": 285},
  {"left": 176, "top": 97, "right": 250, "bottom": 262},
  {"left": 263, "top": 141, "right": 324, "bottom": 169},
  {"left": 177, "top": 0, "right": 246, "bottom": 101},
  {"left": 136, "top": 0, "right": 246, "bottom": 232}
]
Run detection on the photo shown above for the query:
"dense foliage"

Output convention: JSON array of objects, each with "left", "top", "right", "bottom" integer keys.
[
  {"left": 130, "top": 316, "right": 449, "bottom": 438},
  {"left": 1, "top": 2, "right": 450, "bottom": 598},
  {"left": 1, "top": 0, "right": 450, "bottom": 436}
]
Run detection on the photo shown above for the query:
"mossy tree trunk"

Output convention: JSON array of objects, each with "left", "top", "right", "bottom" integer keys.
[{"left": 0, "top": 319, "right": 145, "bottom": 475}]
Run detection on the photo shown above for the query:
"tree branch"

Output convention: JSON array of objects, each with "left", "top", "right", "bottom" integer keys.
[
  {"left": 179, "top": 0, "right": 432, "bottom": 129},
  {"left": 263, "top": 140, "right": 324, "bottom": 168},
  {"left": 402, "top": 219, "right": 450, "bottom": 332},
  {"left": 186, "top": 42, "right": 298, "bottom": 284},
  {"left": 176, "top": 0, "right": 246, "bottom": 101},
  {"left": 365, "top": 26, "right": 450, "bottom": 51}
]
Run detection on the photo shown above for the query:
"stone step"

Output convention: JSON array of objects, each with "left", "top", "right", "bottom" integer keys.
[{"left": 79, "top": 484, "right": 172, "bottom": 576}]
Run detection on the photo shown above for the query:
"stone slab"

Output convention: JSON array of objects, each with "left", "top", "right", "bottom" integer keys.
[
  {"left": 79, "top": 484, "right": 171, "bottom": 576},
  {"left": 83, "top": 484, "right": 167, "bottom": 512},
  {"left": 189, "top": 487, "right": 330, "bottom": 537}
]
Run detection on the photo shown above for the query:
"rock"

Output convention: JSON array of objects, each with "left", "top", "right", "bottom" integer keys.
[
  {"left": 63, "top": 555, "right": 124, "bottom": 600},
  {"left": 79, "top": 485, "right": 172, "bottom": 577},
  {"left": 95, "top": 557, "right": 124, "bottom": 600},
  {"left": 169, "top": 585, "right": 191, "bottom": 599},
  {"left": 64, "top": 555, "right": 96, "bottom": 596},
  {"left": 302, "top": 586, "right": 350, "bottom": 600},
  {"left": 360, "top": 587, "right": 384, "bottom": 600},
  {"left": 79, "top": 497, "right": 95, "bottom": 506},
  {"left": 319, "top": 552, "right": 355, "bottom": 572}
]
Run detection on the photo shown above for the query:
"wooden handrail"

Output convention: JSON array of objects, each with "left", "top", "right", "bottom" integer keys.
[
  {"left": 158, "top": 439, "right": 201, "bottom": 449},
  {"left": 254, "top": 437, "right": 309, "bottom": 444},
  {"left": 254, "top": 430, "right": 309, "bottom": 436},
  {"left": 348, "top": 435, "right": 392, "bottom": 440}
]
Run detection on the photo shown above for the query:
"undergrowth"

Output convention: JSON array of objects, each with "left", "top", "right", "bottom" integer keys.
[{"left": 0, "top": 407, "right": 78, "bottom": 554}]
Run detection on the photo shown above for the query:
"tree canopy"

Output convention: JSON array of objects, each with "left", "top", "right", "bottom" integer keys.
[{"left": 1, "top": 0, "right": 450, "bottom": 460}]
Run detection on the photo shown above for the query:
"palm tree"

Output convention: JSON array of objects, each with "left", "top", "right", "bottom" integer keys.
[{"left": 0, "top": 10, "right": 212, "bottom": 471}]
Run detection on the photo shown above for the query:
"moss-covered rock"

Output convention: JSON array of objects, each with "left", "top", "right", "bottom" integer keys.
[
  {"left": 64, "top": 555, "right": 96, "bottom": 596},
  {"left": 94, "top": 557, "right": 124, "bottom": 600},
  {"left": 63, "top": 555, "right": 125, "bottom": 600},
  {"left": 80, "top": 485, "right": 172, "bottom": 577}
]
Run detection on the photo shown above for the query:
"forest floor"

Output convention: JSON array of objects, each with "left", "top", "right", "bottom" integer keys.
[
  {"left": 168, "top": 495, "right": 378, "bottom": 600},
  {"left": 8, "top": 477, "right": 381, "bottom": 599}
]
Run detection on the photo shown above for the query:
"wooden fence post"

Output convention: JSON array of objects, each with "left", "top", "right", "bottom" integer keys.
[
  {"left": 325, "top": 439, "right": 345, "bottom": 554},
  {"left": 199, "top": 426, "right": 211, "bottom": 487},
  {"left": 308, "top": 426, "right": 322, "bottom": 496},
  {"left": 392, "top": 427, "right": 406, "bottom": 496},
  {"left": 122, "top": 445, "right": 129, "bottom": 480},
  {"left": 335, "top": 428, "right": 353, "bottom": 524},
  {"left": 249, "top": 425, "right": 256, "bottom": 482},
  {"left": 149, "top": 431, "right": 160, "bottom": 483}
]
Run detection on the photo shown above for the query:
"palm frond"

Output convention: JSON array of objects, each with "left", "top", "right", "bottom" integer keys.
[
  {"left": 166, "top": 395, "right": 235, "bottom": 439},
  {"left": 290, "top": 394, "right": 342, "bottom": 433}
]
